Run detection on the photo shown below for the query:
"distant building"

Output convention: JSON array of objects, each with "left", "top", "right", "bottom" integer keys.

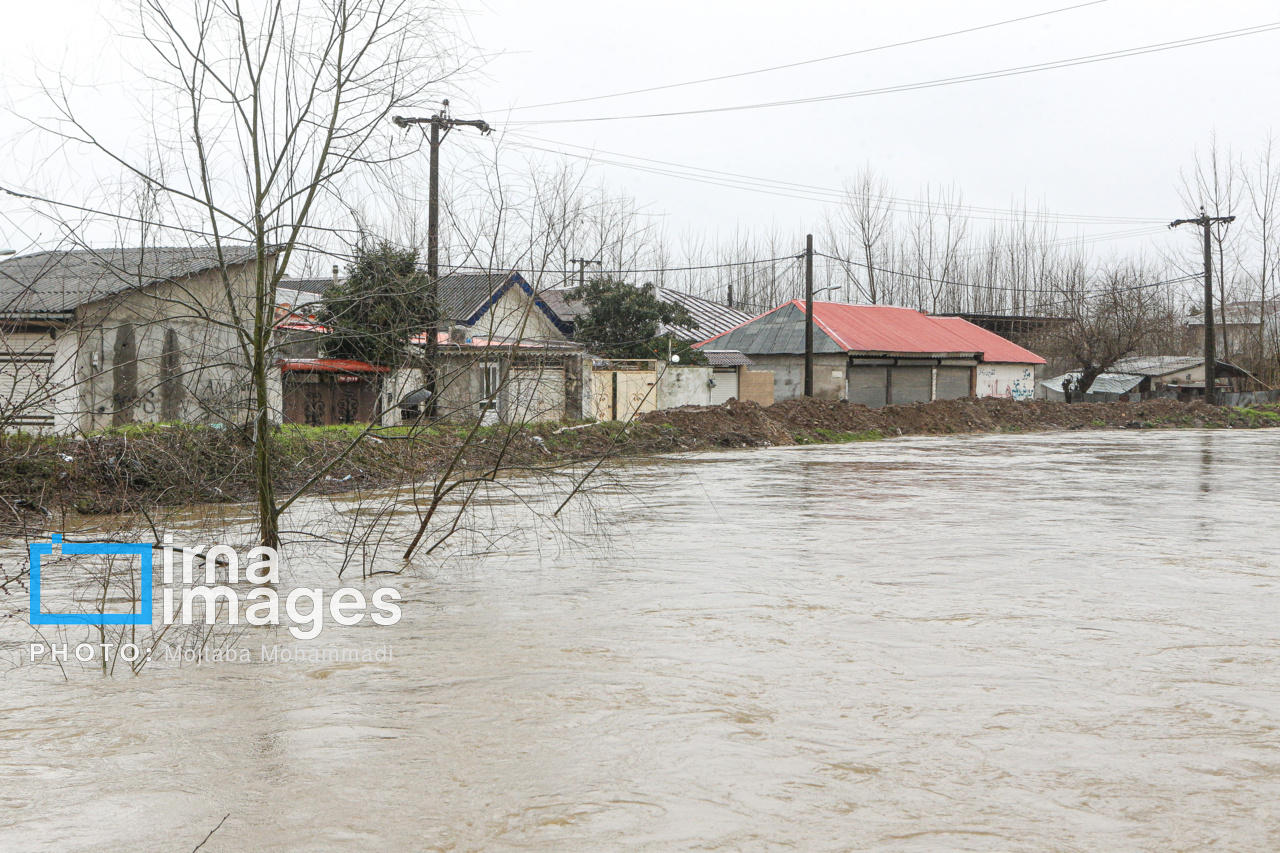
[
  {"left": 1185, "top": 301, "right": 1280, "bottom": 360},
  {"left": 1040, "top": 355, "right": 1262, "bottom": 402},
  {"left": 695, "top": 300, "right": 1044, "bottom": 406}
]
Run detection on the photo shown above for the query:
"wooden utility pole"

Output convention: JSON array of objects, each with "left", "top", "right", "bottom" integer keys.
[
  {"left": 804, "top": 233, "right": 815, "bottom": 397},
  {"left": 569, "top": 257, "right": 602, "bottom": 289},
  {"left": 393, "top": 101, "right": 491, "bottom": 412},
  {"left": 1171, "top": 207, "right": 1235, "bottom": 405}
]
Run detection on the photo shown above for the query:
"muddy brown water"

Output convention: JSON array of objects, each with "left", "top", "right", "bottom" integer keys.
[{"left": 1, "top": 429, "right": 1279, "bottom": 851}]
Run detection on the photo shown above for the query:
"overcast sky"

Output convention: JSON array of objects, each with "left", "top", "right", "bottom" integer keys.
[{"left": 3, "top": 1, "right": 1279, "bottom": 259}]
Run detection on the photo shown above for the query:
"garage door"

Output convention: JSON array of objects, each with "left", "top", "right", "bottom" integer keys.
[
  {"left": 710, "top": 367, "right": 739, "bottom": 405},
  {"left": 0, "top": 331, "right": 56, "bottom": 430},
  {"left": 935, "top": 366, "right": 972, "bottom": 400},
  {"left": 847, "top": 365, "right": 887, "bottom": 408},
  {"left": 890, "top": 366, "right": 932, "bottom": 405}
]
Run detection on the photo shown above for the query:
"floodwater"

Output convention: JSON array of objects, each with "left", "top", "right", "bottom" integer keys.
[{"left": 2, "top": 429, "right": 1280, "bottom": 851}]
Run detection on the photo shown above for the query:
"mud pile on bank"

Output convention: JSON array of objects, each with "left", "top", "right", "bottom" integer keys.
[{"left": 639, "top": 396, "right": 1280, "bottom": 447}]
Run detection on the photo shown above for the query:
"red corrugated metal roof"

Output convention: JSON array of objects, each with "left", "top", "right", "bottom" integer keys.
[
  {"left": 698, "top": 300, "right": 1044, "bottom": 364},
  {"left": 797, "top": 301, "right": 980, "bottom": 354},
  {"left": 279, "top": 358, "right": 389, "bottom": 374}
]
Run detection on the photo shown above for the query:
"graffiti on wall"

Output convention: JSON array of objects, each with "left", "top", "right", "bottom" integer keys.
[{"left": 977, "top": 366, "right": 1035, "bottom": 401}]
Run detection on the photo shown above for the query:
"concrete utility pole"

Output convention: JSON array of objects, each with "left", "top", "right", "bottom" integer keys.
[
  {"left": 569, "top": 257, "right": 602, "bottom": 289},
  {"left": 804, "top": 234, "right": 815, "bottom": 397},
  {"left": 1171, "top": 207, "right": 1235, "bottom": 405},
  {"left": 393, "top": 101, "right": 491, "bottom": 411}
]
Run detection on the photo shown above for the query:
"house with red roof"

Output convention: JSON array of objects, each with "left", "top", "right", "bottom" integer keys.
[{"left": 695, "top": 301, "right": 1044, "bottom": 406}]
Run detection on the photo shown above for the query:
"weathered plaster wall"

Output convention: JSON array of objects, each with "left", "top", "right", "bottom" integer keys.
[{"left": 976, "top": 363, "right": 1037, "bottom": 401}]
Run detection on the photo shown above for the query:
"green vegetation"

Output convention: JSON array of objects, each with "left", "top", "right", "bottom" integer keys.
[
  {"left": 319, "top": 242, "right": 433, "bottom": 366},
  {"left": 1233, "top": 406, "right": 1280, "bottom": 427},
  {"left": 570, "top": 276, "right": 708, "bottom": 364}
]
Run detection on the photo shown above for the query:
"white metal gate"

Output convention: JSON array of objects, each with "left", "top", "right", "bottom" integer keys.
[{"left": 710, "top": 367, "right": 739, "bottom": 405}]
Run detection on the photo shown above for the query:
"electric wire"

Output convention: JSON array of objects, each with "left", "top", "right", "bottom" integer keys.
[
  {"left": 506, "top": 22, "right": 1280, "bottom": 126},
  {"left": 508, "top": 0, "right": 1108, "bottom": 111}
]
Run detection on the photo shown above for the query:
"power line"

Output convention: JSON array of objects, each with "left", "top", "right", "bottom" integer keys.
[
  {"left": 442, "top": 255, "right": 802, "bottom": 277},
  {"left": 509, "top": 0, "right": 1108, "bottom": 112},
  {"left": 502, "top": 132, "right": 1168, "bottom": 228},
  {"left": 814, "top": 249, "right": 1200, "bottom": 297},
  {"left": 507, "top": 22, "right": 1280, "bottom": 126}
]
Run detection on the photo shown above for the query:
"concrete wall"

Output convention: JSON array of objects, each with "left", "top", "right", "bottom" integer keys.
[
  {"left": 748, "top": 353, "right": 846, "bottom": 401},
  {"left": 655, "top": 365, "right": 713, "bottom": 409},
  {"left": 976, "top": 363, "right": 1037, "bottom": 401},
  {"left": 72, "top": 262, "right": 267, "bottom": 432}
]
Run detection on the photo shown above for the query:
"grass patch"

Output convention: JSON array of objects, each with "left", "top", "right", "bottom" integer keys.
[
  {"left": 813, "top": 428, "right": 883, "bottom": 443},
  {"left": 1233, "top": 406, "right": 1280, "bottom": 427}
]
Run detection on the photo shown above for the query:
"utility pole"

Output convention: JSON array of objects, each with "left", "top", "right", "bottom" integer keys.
[
  {"left": 804, "top": 233, "right": 815, "bottom": 397},
  {"left": 392, "top": 101, "right": 491, "bottom": 412},
  {"left": 568, "top": 257, "right": 601, "bottom": 290},
  {"left": 1171, "top": 207, "right": 1235, "bottom": 405}
]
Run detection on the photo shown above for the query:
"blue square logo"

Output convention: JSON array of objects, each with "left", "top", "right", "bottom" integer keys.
[{"left": 29, "top": 535, "right": 153, "bottom": 625}]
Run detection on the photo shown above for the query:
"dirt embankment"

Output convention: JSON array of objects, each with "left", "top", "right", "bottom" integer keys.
[
  {"left": 639, "top": 396, "right": 1280, "bottom": 448},
  {"left": 0, "top": 397, "right": 1275, "bottom": 520}
]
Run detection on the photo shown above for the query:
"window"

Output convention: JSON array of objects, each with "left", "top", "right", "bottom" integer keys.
[{"left": 481, "top": 361, "right": 501, "bottom": 409}]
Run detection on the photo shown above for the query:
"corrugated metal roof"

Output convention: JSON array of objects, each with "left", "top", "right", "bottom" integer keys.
[
  {"left": 698, "top": 301, "right": 1044, "bottom": 364},
  {"left": 0, "top": 246, "right": 266, "bottom": 317},
  {"left": 1110, "top": 355, "right": 1202, "bottom": 376},
  {"left": 537, "top": 285, "right": 751, "bottom": 342},
  {"left": 703, "top": 349, "right": 754, "bottom": 367},
  {"left": 437, "top": 272, "right": 514, "bottom": 323},
  {"left": 655, "top": 287, "right": 754, "bottom": 341},
  {"left": 1040, "top": 371, "right": 1143, "bottom": 395}
]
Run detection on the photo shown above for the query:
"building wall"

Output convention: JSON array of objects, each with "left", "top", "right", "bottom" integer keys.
[
  {"left": 69, "top": 262, "right": 269, "bottom": 433},
  {"left": 399, "top": 351, "right": 573, "bottom": 425},
  {"left": 467, "top": 287, "right": 564, "bottom": 342},
  {"left": 976, "top": 363, "right": 1037, "bottom": 401},
  {"left": 655, "top": 365, "right": 713, "bottom": 409},
  {"left": 748, "top": 353, "right": 847, "bottom": 401}
]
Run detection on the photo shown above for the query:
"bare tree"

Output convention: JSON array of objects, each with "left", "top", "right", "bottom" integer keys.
[
  {"left": 1050, "top": 264, "right": 1174, "bottom": 397},
  {"left": 21, "top": 0, "right": 460, "bottom": 546}
]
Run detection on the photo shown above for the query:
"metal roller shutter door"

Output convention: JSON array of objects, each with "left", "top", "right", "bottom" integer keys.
[
  {"left": 0, "top": 332, "right": 56, "bottom": 429},
  {"left": 935, "top": 366, "right": 972, "bottom": 400},
  {"left": 847, "top": 365, "right": 887, "bottom": 408},
  {"left": 710, "top": 368, "right": 738, "bottom": 405},
  {"left": 890, "top": 366, "right": 932, "bottom": 405}
]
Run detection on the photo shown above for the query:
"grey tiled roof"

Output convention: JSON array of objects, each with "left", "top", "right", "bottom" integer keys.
[
  {"left": 278, "top": 271, "right": 520, "bottom": 326},
  {"left": 703, "top": 349, "right": 755, "bottom": 367},
  {"left": 436, "top": 272, "right": 514, "bottom": 323},
  {"left": 282, "top": 277, "right": 335, "bottom": 295},
  {"left": 538, "top": 288, "right": 583, "bottom": 323},
  {"left": 0, "top": 246, "right": 265, "bottom": 317}
]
